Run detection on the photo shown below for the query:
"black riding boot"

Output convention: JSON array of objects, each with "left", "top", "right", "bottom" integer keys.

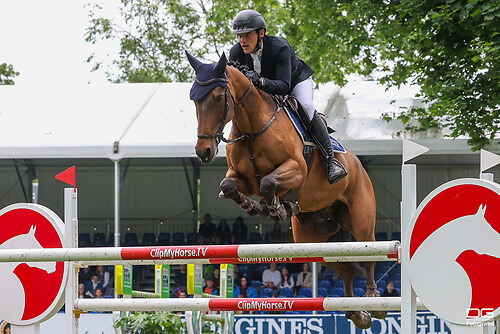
[{"left": 310, "top": 112, "right": 347, "bottom": 184}]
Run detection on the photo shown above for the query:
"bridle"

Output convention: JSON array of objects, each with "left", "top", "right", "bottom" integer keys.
[
  {"left": 196, "top": 76, "right": 253, "bottom": 146},
  {"left": 195, "top": 73, "right": 283, "bottom": 183}
]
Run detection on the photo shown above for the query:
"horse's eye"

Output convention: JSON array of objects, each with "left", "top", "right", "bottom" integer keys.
[{"left": 216, "top": 95, "right": 223, "bottom": 102}]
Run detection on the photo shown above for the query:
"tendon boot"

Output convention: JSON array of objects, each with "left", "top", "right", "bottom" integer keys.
[{"left": 310, "top": 112, "right": 347, "bottom": 184}]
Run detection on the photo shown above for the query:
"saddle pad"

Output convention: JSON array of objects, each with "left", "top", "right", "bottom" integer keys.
[{"left": 284, "top": 107, "right": 346, "bottom": 154}]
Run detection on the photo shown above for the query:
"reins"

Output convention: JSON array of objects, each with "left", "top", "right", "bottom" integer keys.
[{"left": 196, "top": 72, "right": 282, "bottom": 184}]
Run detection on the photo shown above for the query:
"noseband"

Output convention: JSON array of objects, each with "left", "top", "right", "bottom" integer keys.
[{"left": 196, "top": 76, "right": 253, "bottom": 145}]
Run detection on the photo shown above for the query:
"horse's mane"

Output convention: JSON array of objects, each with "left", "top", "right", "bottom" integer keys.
[{"left": 228, "top": 60, "right": 256, "bottom": 78}]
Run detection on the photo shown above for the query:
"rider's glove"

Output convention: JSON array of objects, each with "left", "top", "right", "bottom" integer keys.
[{"left": 245, "top": 70, "right": 263, "bottom": 88}]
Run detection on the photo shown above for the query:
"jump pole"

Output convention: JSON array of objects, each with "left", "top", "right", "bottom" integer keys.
[
  {"left": 0, "top": 241, "right": 400, "bottom": 263},
  {"left": 74, "top": 296, "right": 427, "bottom": 312}
]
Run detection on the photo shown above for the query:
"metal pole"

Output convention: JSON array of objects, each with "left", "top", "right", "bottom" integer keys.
[
  {"left": 64, "top": 188, "right": 78, "bottom": 334},
  {"left": 114, "top": 160, "right": 120, "bottom": 247},
  {"left": 401, "top": 164, "right": 417, "bottom": 334}
]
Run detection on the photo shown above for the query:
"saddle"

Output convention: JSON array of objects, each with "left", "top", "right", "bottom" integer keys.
[{"left": 273, "top": 95, "right": 334, "bottom": 134}]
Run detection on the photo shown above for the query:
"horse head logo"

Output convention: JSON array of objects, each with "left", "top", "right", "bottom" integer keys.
[
  {"left": 0, "top": 225, "right": 57, "bottom": 322},
  {"left": 408, "top": 180, "right": 500, "bottom": 325}
]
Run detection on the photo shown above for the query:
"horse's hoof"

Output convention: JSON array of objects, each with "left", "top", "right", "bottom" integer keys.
[
  {"left": 364, "top": 287, "right": 387, "bottom": 319},
  {"left": 346, "top": 310, "right": 372, "bottom": 329},
  {"left": 370, "top": 310, "right": 387, "bottom": 319}
]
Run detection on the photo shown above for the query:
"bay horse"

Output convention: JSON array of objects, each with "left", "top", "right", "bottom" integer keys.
[{"left": 187, "top": 51, "right": 385, "bottom": 329}]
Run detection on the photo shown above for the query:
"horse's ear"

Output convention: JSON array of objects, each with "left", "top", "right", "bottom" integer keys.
[
  {"left": 476, "top": 204, "right": 487, "bottom": 217},
  {"left": 29, "top": 225, "right": 36, "bottom": 235},
  {"left": 214, "top": 53, "right": 227, "bottom": 76},
  {"left": 185, "top": 50, "right": 202, "bottom": 72}
]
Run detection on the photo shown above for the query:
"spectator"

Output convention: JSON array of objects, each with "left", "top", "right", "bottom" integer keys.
[
  {"left": 203, "top": 278, "right": 218, "bottom": 296},
  {"left": 178, "top": 289, "right": 188, "bottom": 298},
  {"left": 216, "top": 219, "right": 232, "bottom": 243},
  {"left": 229, "top": 235, "right": 238, "bottom": 245},
  {"left": 233, "top": 276, "right": 258, "bottom": 298},
  {"left": 95, "top": 265, "right": 110, "bottom": 293},
  {"left": 212, "top": 268, "right": 220, "bottom": 291},
  {"left": 266, "top": 222, "right": 284, "bottom": 243},
  {"left": 279, "top": 267, "right": 294, "bottom": 290},
  {"left": 94, "top": 288, "right": 104, "bottom": 298},
  {"left": 78, "top": 283, "right": 88, "bottom": 299},
  {"left": 199, "top": 213, "right": 217, "bottom": 240},
  {"left": 174, "top": 264, "right": 187, "bottom": 288},
  {"left": 197, "top": 234, "right": 205, "bottom": 245},
  {"left": 249, "top": 266, "right": 262, "bottom": 283},
  {"left": 85, "top": 274, "right": 104, "bottom": 298},
  {"left": 295, "top": 263, "right": 313, "bottom": 294},
  {"left": 213, "top": 236, "right": 223, "bottom": 245},
  {"left": 232, "top": 216, "right": 248, "bottom": 242},
  {"left": 78, "top": 266, "right": 94, "bottom": 285},
  {"left": 382, "top": 281, "right": 400, "bottom": 297},
  {"left": 262, "top": 263, "right": 281, "bottom": 290}
]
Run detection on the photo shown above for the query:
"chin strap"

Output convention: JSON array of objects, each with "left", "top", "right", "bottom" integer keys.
[{"left": 252, "top": 29, "right": 263, "bottom": 53}]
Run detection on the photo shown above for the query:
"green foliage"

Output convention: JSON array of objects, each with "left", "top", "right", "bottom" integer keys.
[
  {"left": 114, "top": 311, "right": 186, "bottom": 334},
  {"left": 85, "top": 0, "right": 202, "bottom": 83},
  {"left": 86, "top": 0, "right": 499, "bottom": 149},
  {"left": 0, "top": 63, "right": 19, "bottom": 85}
]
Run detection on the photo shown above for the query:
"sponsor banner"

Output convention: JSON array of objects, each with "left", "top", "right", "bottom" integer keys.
[
  {"left": 121, "top": 245, "right": 239, "bottom": 260},
  {"left": 336, "top": 311, "right": 451, "bottom": 334}
]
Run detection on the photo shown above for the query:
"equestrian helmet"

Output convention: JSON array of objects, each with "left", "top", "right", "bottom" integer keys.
[{"left": 231, "top": 9, "right": 266, "bottom": 34}]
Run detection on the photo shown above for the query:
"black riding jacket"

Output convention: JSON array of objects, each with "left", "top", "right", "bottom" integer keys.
[{"left": 229, "top": 35, "right": 314, "bottom": 95}]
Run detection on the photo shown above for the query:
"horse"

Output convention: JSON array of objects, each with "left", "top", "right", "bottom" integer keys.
[
  {"left": 187, "top": 51, "right": 384, "bottom": 329},
  {"left": 0, "top": 225, "right": 56, "bottom": 322}
]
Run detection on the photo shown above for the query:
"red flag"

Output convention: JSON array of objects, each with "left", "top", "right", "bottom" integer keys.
[{"left": 55, "top": 165, "right": 76, "bottom": 188}]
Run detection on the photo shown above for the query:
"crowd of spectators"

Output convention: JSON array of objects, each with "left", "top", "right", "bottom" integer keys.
[{"left": 78, "top": 265, "right": 113, "bottom": 299}]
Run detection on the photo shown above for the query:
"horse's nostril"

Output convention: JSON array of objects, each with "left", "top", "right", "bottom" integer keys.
[{"left": 205, "top": 147, "right": 211, "bottom": 157}]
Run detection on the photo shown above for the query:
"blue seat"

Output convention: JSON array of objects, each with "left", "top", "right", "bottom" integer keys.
[
  {"left": 251, "top": 280, "right": 262, "bottom": 289},
  {"left": 299, "top": 288, "right": 312, "bottom": 297},
  {"left": 353, "top": 288, "right": 365, "bottom": 297},
  {"left": 123, "top": 233, "right": 138, "bottom": 247},
  {"left": 260, "top": 288, "right": 273, "bottom": 297},
  {"left": 391, "top": 232, "right": 401, "bottom": 241},
  {"left": 354, "top": 279, "right": 366, "bottom": 289},
  {"left": 334, "top": 279, "right": 344, "bottom": 288},
  {"left": 318, "top": 287, "right": 328, "bottom": 297},
  {"left": 238, "top": 266, "right": 252, "bottom": 278},
  {"left": 187, "top": 233, "right": 199, "bottom": 244},
  {"left": 249, "top": 232, "right": 262, "bottom": 243},
  {"left": 107, "top": 233, "right": 115, "bottom": 246},
  {"left": 172, "top": 233, "right": 185, "bottom": 245},
  {"left": 291, "top": 272, "right": 298, "bottom": 283},
  {"left": 375, "top": 232, "right": 388, "bottom": 241},
  {"left": 331, "top": 287, "right": 345, "bottom": 297},
  {"left": 157, "top": 232, "right": 171, "bottom": 245},
  {"left": 78, "top": 233, "right": 91, "bottom": 247},
  {"left": 92, "top": 233, "right": 106, "bottom": 247},
  {"left": 319, "top": 280, "right": 331, "bottom": 292},
  {"left": 377, "top": 287, "right": 385, "bottom": 296},
  {"left": 392, "top": 280, "right": 401, "bottom": 289},
  {"left": 279, "top": 287, "right": 294, "bottom": 297},
  {"left": 141, "top": 232, "right": 156, "bottom": 246}
]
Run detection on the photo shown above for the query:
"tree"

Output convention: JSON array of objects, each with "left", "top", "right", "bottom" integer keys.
[
  {"left": 206, "top": 0, "right": 500, "bottom": 149},
  {"left": 87, "top": 0, "right": 499, "bottom": 149},
  {"left": 85, "top": 0, "right": 202, "bottom": 83},
  {"left": 0, "top": 63, "right": 19, "bottom": 85}
]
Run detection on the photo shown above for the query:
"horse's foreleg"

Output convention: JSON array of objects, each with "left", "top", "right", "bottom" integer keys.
[
  {"left": 260, "top": 159, "right": 304, "bottom": 221},
  {"left": 220, "top": 177, "right": 266, "bottom": 216}
]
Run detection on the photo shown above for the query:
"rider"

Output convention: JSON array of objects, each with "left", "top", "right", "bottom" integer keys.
[{"left": 229, "top": 9, "right": 347, "bottom": 184}]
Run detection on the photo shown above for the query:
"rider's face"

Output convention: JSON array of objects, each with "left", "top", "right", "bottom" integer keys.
[{"left": 238, "top": 30, "right": 261, "bottom": 54}]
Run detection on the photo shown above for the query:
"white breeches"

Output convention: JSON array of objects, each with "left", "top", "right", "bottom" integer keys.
[{"left": 291, "top": 76, "right": 315, "bottom": 120}]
